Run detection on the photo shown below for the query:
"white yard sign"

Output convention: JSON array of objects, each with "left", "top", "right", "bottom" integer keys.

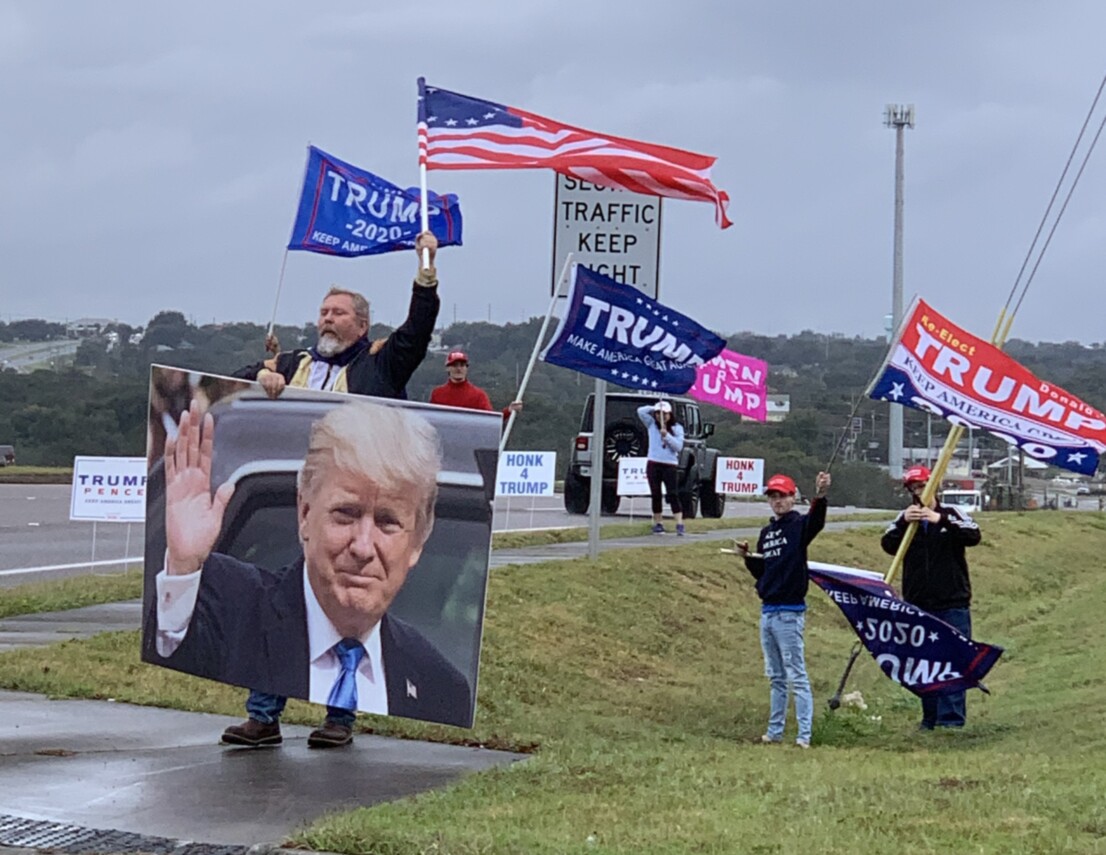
[
  {"left": 495, "top": 451, "right": 556, "bottom": 498},
  {"left": 551, "top": 175, "right": 661, "bottom": 298},
  {"left": 616, "top": 457, "right": 651, "bottom": 496},
  {"left": 70, "top": 456, "right": 148, "bottom": 522},
  {"left": 715, "top": 457, "right": 765, "bottom": 496}
]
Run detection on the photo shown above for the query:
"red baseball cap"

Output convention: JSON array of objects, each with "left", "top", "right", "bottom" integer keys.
[
  {"left": 445, "top": 351, "right": 468, "bottom": 365},
  {"left": 903, "top": 465, "right": 931, "bottom": 485},
  {"left": 764, "top": 474, "right": 796, "bottom": 496}
]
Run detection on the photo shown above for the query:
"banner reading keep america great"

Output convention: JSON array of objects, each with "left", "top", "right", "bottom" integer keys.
[{"left": 868, "top": 298, "right": 1106, "bottom": 475}]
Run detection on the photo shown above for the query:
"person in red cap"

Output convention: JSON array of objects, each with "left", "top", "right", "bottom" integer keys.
[
  {"left": 429, "top": 351, "right": 523, "bottom": 419},
  {"left": 881, "top": 464, "right": 981, "bottom": 730},
  {"left": 734, "top": 469, "right": 831, "bottom": 748}
]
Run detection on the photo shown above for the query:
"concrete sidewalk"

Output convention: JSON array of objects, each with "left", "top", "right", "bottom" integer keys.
[{"left": 0, "top": 691, "right": 522, "bottom": 850}]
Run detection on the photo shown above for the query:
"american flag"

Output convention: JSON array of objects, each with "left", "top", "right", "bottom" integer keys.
[{"left": 418, "top": 79, "right": 732, "bottom": 229}]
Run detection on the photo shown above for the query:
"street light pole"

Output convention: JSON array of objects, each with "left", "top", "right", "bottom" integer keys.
[{"left": 885, "top": 103, "right": 915, "bottom": 481}]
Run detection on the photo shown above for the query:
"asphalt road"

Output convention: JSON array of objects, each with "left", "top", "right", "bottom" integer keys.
[{"left": 0, "top": 484, "right": 831, "bottom": 584}]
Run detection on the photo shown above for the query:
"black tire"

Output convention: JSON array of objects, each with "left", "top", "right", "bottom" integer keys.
[
  {"left": 700, "top": 486, "right": 726, "bottom": 518},
  {"left": 601, "top": 483, "right": 621, "bottom": 515},
  {"left": 603, "top": 419, "right": 647, "bottom": 473},
  {"left": 678, "top": 478, "right": 700, "bottom": 519},
  {"left": 563, "top": 471, "right": 589, "bottom": 514}
]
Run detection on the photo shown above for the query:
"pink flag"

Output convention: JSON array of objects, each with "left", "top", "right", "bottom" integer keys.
[{"left": 688, "top": 348, "right": 768, "bottom": 421}]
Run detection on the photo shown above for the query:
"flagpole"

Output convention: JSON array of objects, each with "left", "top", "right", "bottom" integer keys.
[
  {"left": 883, "top": 307, "right": 1014, "bottom": 587},
  {"left": 417, "top": 77, "right": 431, "bottom": 271},
  {"left": 268, "top": 145, "right": 314, "bottom": 342},
  {"left": 267, "top": 249, "right": 290, "bottom": 341},
  {"left": 498, "top": 254, "right": 574, "bottom": 454}
]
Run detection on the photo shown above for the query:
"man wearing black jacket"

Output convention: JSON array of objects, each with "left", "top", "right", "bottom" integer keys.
[
  {"left": 218, "top": 231, "right": 441, "bottom": 748},
  {"left": 881, "top": 464, "right": 982, "bottom": 730},
  {"left": 736, "top": 470, "right": 831, "bottom": 748}
]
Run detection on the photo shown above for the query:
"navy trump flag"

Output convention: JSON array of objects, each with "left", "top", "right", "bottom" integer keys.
[
  {"left": 288, "top": 146, "right": 462, "bottom": 258},
  {"left": 540, "top": 265, "right": 726, "bottom": 394},
  {"left": 809, "top": 562, "right": 1003, "bottom": 697}
]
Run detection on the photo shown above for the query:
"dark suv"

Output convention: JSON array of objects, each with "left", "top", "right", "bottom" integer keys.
[{"left": 563, "top": 391, "right": 726, "bottom": 518}]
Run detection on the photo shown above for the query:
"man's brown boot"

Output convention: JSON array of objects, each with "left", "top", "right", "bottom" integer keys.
[{"left": 221, "top": 718, "right": 282, "bottom": 747}]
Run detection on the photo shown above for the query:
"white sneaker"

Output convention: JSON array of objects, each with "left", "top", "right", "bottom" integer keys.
[
  {"left": 795, "top": 739, "right": 811, "bottom": 749},
  {"left": 758, "top": 734, "right": 781, "bottom": 744}
]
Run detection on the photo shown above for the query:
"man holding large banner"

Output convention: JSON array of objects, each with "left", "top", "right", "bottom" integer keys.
[
  {"left": 220, "top": 233, "right": 441, "bottom": 747},
  {"left": 881, "top": 464, "right": 982, "bottom": 730}
]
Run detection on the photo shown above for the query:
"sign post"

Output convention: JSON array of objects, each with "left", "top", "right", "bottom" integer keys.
[{"left": 70, "top": 456, "right": 148, "bottom": 570}]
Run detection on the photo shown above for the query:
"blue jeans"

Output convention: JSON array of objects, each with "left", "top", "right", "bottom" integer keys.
[
  {"left": 920, "top": 607, "right": 971, "bottom": 729},
  {"left": 760, "top": 610, "right": 813, "bottom": 742},
  {"left": 246, "top": 690, "right": 355, "bottom": 728}
]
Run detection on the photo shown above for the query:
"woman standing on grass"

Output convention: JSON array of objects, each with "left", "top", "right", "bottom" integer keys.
[{"left": 637, "top": 400, "right": 685, "bottom": 535}]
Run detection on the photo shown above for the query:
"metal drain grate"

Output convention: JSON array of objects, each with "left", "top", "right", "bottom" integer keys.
[{"left": 0, "top": 814, "right": 253, "bottom": 855}]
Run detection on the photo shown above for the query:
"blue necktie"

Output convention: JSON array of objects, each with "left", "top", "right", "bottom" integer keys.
[{"left": 326, "top": 638, "right": 366, "bottom": 711}]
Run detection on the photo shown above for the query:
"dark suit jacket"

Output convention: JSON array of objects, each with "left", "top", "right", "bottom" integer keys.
[{"left": 150, "top": 554, "right": 474, "bottom": 727}]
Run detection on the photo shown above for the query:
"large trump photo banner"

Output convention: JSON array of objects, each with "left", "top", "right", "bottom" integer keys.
[{"left": 142, "top": 366, "right": 499, "bottom": 729}]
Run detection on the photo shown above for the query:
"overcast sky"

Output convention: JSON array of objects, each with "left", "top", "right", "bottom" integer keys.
[{"left": 3, "top": 1, "right": 1105, "bottom": 344}]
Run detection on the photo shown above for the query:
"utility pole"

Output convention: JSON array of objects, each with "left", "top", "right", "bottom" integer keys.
[{"left": 885, "top": 103, "right": 915, "bottom": 480}]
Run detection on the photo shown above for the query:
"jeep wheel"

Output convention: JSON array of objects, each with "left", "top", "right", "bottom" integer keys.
[
  {"left": 700, "top": 486, "right": 726, "bottom": 518},
  {"left": 678, "top": 479, "right": 700, "bottom": 519},
  {"left": 603, "top": 419, "right": 646, "bottom": 467},
  {"left": 563, "top": 471, "right": 589, "bottom": 514}
]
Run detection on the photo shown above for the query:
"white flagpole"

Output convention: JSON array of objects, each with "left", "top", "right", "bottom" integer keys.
[
  {"left": 418, "top": 78, "right": 431, "bottom": 271},
  {"left": 499, "top": 254, "right": 574, "bottom": 454},
  {"left": 268, "top": 145, "right": 314, "bottom": 340}
]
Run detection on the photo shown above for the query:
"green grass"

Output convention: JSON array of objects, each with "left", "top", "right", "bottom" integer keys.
[
  {"left": 0, "top": 513, "right": 1104, "bottom": 853},
  {"left": 0, "top": 567, "right": 143, "bottom": 619},
  {"left": 0, "top": 465, "right": 72, "bottom": 484}
]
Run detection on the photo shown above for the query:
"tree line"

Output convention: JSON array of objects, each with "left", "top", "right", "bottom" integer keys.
[{"left": 3, "top": 311, "right": 1105, "bottom": 504}]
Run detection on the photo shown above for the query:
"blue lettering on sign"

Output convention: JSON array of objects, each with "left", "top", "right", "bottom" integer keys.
[
  {"left": 498, "top": 481, "right": 549, "bottom": 495},
  {"left": 505, "top": 453, "right": 546, "bottom": 467}
]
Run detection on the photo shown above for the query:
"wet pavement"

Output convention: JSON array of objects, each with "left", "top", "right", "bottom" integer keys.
[{"left": 0, "top": 691, "right": 522, "bottom": 848}]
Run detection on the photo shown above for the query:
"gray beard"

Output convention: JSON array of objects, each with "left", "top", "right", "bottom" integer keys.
[{"left": 315, "top": 333, "right": 345, "bottom": 357}]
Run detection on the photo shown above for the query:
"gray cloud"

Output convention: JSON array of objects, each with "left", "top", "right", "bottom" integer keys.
[{"left": 2, "top": 0, "right": 1105, "bottom": 346}]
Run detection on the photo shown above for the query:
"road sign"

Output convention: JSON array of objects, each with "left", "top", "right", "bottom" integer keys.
[
  {"left": 551, "top": 175, "right": 661, "bottom": 298},
  {"left": 495, "top": 451, "right": 556, "bottom": 497},
  {"left": 715, "top": 457, "right": 765, "bottom": 496},
  {"left": 70, "top": 456, "right": 148, "bottom": 522},
  {"left": 616, "top": 457, "right": 651, "bottom": 496}
]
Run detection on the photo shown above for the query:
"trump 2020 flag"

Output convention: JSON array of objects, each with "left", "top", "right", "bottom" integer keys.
[
  {"left": 418, "top": 79, "right": 732, "bottom": 229},
  {"left": 288, "top": 146, "right": 463, "bottom": 257},
  {"left": 869, "top": 297, "right": 1106, "bottom": 475},
  {"left": 809, "top": 562, "right": 1003, "bottom": 697},
  {"left": 540, "top": 265, "right": 726, "bottom": 393},
  {"left": 688, "top": 348, "right": 768, "bottom": 421}
]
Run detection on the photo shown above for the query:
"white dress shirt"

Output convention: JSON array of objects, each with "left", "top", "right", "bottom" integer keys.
[{"left": 155, "top": 559, "right": 389, "bottom": 715}]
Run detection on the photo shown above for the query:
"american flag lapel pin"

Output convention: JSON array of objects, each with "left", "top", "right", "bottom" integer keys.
[{"left": 406, "top": 679, "right": 418, "bottom": 700}]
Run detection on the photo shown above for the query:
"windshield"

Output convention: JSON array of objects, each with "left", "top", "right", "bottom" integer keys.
[{"left": 942, "top": 492, "right": 979, "bottom": 508}]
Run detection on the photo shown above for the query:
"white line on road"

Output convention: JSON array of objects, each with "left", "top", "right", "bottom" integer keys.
[{"left": 0, "top": 557, "right": 143, "bottom": 576}]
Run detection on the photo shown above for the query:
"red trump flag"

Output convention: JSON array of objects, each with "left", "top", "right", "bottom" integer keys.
[{"left": 869, "top": 297, "right": 1106, "bottom": 475}]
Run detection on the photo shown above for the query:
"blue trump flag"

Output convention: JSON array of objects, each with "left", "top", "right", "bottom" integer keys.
[
  {"left": 809, "top": 562, "right": 1003, "bottom": 697},
  {"left": 288, "top": 146, "right": 462, "bottom": 257},
  {"left": 541, "top": 265, "right": 726, "bottom": 393}
]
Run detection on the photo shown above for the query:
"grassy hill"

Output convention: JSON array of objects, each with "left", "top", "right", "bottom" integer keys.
[{"left": 0, "top": 512, "right": 1103, "bottom": 853}]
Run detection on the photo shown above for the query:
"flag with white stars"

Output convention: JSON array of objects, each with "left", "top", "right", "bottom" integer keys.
[
  {"left": 869, "top": 297, "right": 1106, "bottom": 476},
  {"left": 540, "top": 265, "right": 726, "bottom": 393},
  {"left": 417, "top": 78, "right": 732, "bottom": 229},
  {"left": 288, "top": 146, "right": 463, "bottom": 257},
  {"left": 809, "top": 562, "right": 1003, "bottom": 697}
]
